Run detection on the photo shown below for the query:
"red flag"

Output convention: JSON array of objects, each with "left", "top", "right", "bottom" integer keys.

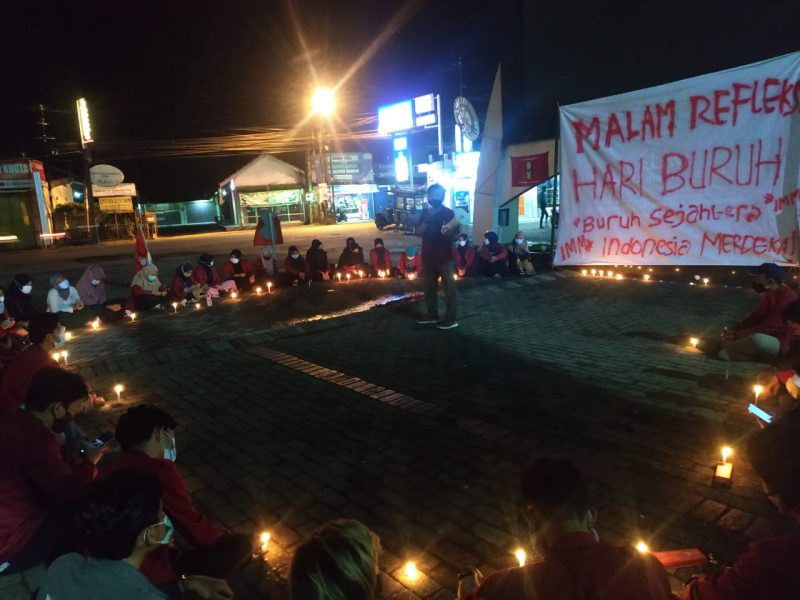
[
  {"left": 511, "top": 152, "right": 549, "bottom": 188},
  {"left": 253, "top": 213, "right": 284, "bottom": 246},
  {"left": 134, "top": 224, "right": 151, "bottom": 271}
]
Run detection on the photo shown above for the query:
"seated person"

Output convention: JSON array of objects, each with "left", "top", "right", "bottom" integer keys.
[
  {"left": 0, "top": 368, "right": 102, "bottom": 580},
  {"left": 508, "top": 231, "right": 535, "bottom": 276},
  {"left": 370, "top": 238, "right": 393, "bottom": 276},
  {"left": 306, "top": 239, "right": 331, "bottom": 281},
  {"left": 396, "top": 246, "right": 421, "bottom": 279},
  {"left": 47, "top": 274, "right": 89, "bottom": 328},
  {"left": 683, "top": 414, "right": 800, "bottom": 599},
  {"left": 75, "top": 265, "right": 126, "bottom": 322},
  {"left": 453, "top": 233, "right": 478, "bottom": 277},
  {"left": 0, "top": 313, "right": 63, "bottom": 415},
  {"left": 108, "top": 405, "right": 253, "bottom": 588},
  {"left": 719, "top": 263, "right": 797, "bottom": 362},
  {"left": 255, "top": 247, "right": 280, "bottom": 285},
  {"left": 6, "top": 274, "right": 36, "bottom": 325},
  {"left": 170, "top": 263, "right": 206, "bottom": 305},
  {"left": 459, "top": 457, "right": 674, "bottom": 600},
  {"left": 753, "top": 300, "right": 800, "bottom": 416},
  {"left": 285, "top": 246, "right": 307, "bottom": 285},
  {"left": 290, "top": 519, "right": 380, "bottom": 600},
  {"left": 37, "top": 469, "right": 232, "bottom": 600},
  {"left": 479, "top": 230, "right": 508, "bottom": 278},
  {"left": 223, "top": 249, "right": 256, "bottom": 292},
  {"left": 194, "top": 253, "right": 237, "bottom": 297},
  {"left": 129, "top": 265, "right": 170, "bottom": 312},
  {"left": 0, "top": 286, "right": 29, "bottom": 347},
  {"left": 336, "top": 237, "right": 368, "bottom": 275}
]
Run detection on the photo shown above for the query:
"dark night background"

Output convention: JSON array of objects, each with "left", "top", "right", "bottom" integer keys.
[{"left": 1, "top": 0, "right": 798, "bottom": 202}]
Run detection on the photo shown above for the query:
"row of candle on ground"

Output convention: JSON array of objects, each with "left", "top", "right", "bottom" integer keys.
[{"left": 581, "top": 269, "right": 712, "bottom": 284}]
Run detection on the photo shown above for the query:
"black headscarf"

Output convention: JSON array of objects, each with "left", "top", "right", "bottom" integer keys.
[
  {"left": 198, "top": 253, "right": 216, "bottom": 284},
  {"left": 286, "top": 245, "right": 306, "bottom": 271},
  {"left": 306, "top": 240, "right": 328, "bottom": 272},
  {"left": 176, "top": 262, "right": 194, "bottom": 287},
  {"left": 230, "top": 249, "right": 244, "bottom": 274},
  {"left": 373, "top": 238, "right": 387, "bottom": 264},
  {"left": 6, "top": 274, "right": 34, "bottom": 321},
  {"left": 338, "top": 238, "right": 363, "bottom": 267}
]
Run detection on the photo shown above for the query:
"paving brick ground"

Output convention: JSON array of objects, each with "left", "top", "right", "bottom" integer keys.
[{"left": 60, "top": 267, "right": 792, "bottom": 599}]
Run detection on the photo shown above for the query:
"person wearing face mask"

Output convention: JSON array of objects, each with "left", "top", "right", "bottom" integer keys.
[
  {"left": 194, "top": 253, "right": 237, "bottom": 297},
  {"left": 306, "top": 239, "right": 332, "bottom": 281},
  {"left": 369, "top": 238, "right": 392, "bottom": 276},
  {"left": 5, "top": 274, "right": 36, "bottom": 324},
  {"left": 46, "top": 273, "right": 88, "bottom": 328},
  {"left": 479, "top": 230, "right": 509, "bottom": 278},
  {"left": 130, "top": 264, "right": 171, "bottom": 312},
  {"left": 223, "top": 249, "right": 256, "bottom": 292},
  {"left": 109, "top": 405, "right": 254, "bottom": 589},
  {"left": 169, "top": 262, "right": 206, "bottom": 305},
  {"left": 508, "top": 231, "right": 535, "bottom": 276},
  {"left": 256, "top": 247, "right": 280, "bottom": 286},
  {"left": 37, "top": 469, "right": 233, "bottom": 600},
  {"left": 718, "top": 263, "right": 798, "bottom": 362},
  {"left": 453, "top": 233, "right": 477, "bottom": 278},
  {"left": 337, "top": 237, "right": 368, "bottom": 276},
  {"left": 285, "top": 245, "right": 307, "bottom": 285},
  {"left": 0, "top": 368, "right": 102, "bottom": 589},
  {"left": 75, "top": 265, "right": 126, "bottom": 322},
  {"left": 396, "top": 246, "right": 421, "bottom": 279},
  {"left": 0, "top": 286, "right": 29, "bottom": 347},
  {"left": 0, "top": 314, "right": 65, "bottom": 415},
  {"left": 458, "top": 457, "right": 674, "bottom": 600}
]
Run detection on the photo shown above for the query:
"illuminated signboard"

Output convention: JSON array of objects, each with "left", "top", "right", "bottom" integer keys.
[{"left": 378, "top": 101, "right": 413, "bottom": 135}]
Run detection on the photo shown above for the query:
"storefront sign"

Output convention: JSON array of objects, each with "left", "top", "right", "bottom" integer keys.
[
  {"left": 0, "top": 160, "right": 46, "bottom": 191},
  {"left": 556, "top": 51, "right": 800, "bottom": 266},
  {"left": 90, "top": 164, "right": 124, "bottom": 186},
  {"left": 98, "top": 196, "right": 134, "bottom": 212},
  {"left": 92, "top": 183, "right": 137, "bottom": 197},
  {"left": 511, "top": 153, "right": 549, "bottom": 188},
  {"left": 329, "top": 153, "right": 374, "bottom": 184}
]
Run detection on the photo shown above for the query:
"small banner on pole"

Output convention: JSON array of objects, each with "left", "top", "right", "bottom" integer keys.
[
  {"left": 555, "top": 51, "right": 800, "bottom": 266},
  {"left": 510, "top": 153, "right": 549, "bottom": 188},
  {"left": 253, "top": 211, "right": 284, "bottom": 247}
]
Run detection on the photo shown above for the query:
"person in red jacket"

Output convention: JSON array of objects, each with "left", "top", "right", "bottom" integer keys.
[
  {"left": 396, "top": 246, "right": 422, "bottom": 279},
  {"left": 194, "top": 253, "right": 237, "bottom": 298},
  {"left": 223, "top": 249, "right": 256, "bottom": 292},
  {"left": 108, "top": 404, "right": 253, "bottom": 587},
  {"left": 169, "top": 262, "right": 207, "bottom": 305},
  {"left": 0, "top": 285, "right": 29, "bottom": 347},
  {"left": 479, "top": 230, "right": 508, "bottom": 278},
  {"left": 284, "top": 246, "right": 307, "bottom": 285},
  {"left": 719, "top": 263, "right": 798, "bottom": 362},
  {"left": 453, "top": 233, "right": 478, "bottom": 277},
  {"left": 0, "top": 367, "right": 103, "bottom": 577},
  {"left": 0, "top": 313, "right": 63, "bottom": 415},
  {"left": 369, "top": 238, "right": 392, "bottom": 276},
  {"left": 128, "top": 264, "right": 170, "bottom": 312},
  {"left": 684, "top": 413, "right": 800, "bottom": 600},
  {"left": 458, "top": 457, "right": 675, "bottom": 600}
]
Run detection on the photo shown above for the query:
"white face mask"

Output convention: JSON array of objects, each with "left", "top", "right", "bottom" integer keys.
[
  {"left": 230, "top": 257, "right": 239, "bottom": 264},
  {"left": 291, "top": 253, "right": 300, "bottom": 259},
  {"left": 515, "top": 238, "right": 525, "bottom": 245},
  {"left": 90, "top": 279, "right": 101, "bottom": 286},
  {"left": 58, "top": 280, "right": 70, "bottom": 290},
  {"left": 484, "top": 239, "right": 490, "bottom": 245},
  {"left": 138, "top": 257, "right": 148, "bottom": 266},
  {"left": 208, "top": 261, "right": 214, "bottom": 267},
  {"left": 21, "top": 284, "right": 32, "bottom": 294},
  {"left": 458, "top": 240, "right": 467, "bottom": 247},
  {"left": 162, "top": 431, "right": 177, "bottom": 462}
]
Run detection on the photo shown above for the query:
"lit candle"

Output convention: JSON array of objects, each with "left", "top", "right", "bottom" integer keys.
[
  {"left": 267, "top": 282, "right": 273, "bottom": 293},
  {"left": 581, "top": 269, "right": 588, "bottom": 276},
  {"left": 615, "top": 274, "right": 623, "bottom": 281},
  {"left": 713, "top": 446, "right": 734, "bottom": 485},
  {"left": 590, "top": 269, "right": 597, "bottom": 276},
  {"left": 65, "top": 331, "right": 73, "bottom": 342},
  {"left": 231, "top": 291, "right": 238, "bottom": 300},
  {"left": 129, "top": 312, "right": 137, "bottom": 322},
  {"left": 346, "top": 273, "right": 351, "bottom": 283},
  {"left": 408, "top": 273, "right": 416, "bottom": 280},
  {"left": 753, "top": 384, "right": 763, "bottom": 403},
  {"left": 643, "top": 274, "right": 651, "bottom": 281},
  {"left": 514, "top": 548, "right": 526, "bottom": 567},
  {"left": 635, "top": 541, "right": 650, "bottom": 554},
  {"left": 259, "top": 531, "right": 270, "bottom": 554},
  {"left": 702, "top": 278, "right": 710, "bottom": 285},
  {"left": 195, "top": 302, "right": 201, "bottom": 310},
  {"left": 403, "top": 561, "right": 419, "bottom": 582},
  {"left": 172, "top": 302, "right": 178, "bottom": 313},
  {"left": 598, "top": 270, "right": 605, "bottom": 277},
  {"left": 52, "top": 351, "right": 61, "bottom": 363},
  {"left": 255, "top": 286, "right": 263, "bottom": 294},
  {"left": 607, "top": 271, "right": 614, "bottom": 278},
  {"left": 358, "top": 270, "right": 364, "bottom": 280},
  {"left": 453, "top": 273, "right": 459, "bottom": 280},
  {"left": 114, "top": 384, "right": 124, "bottom": 401},
  {"left": 689, "top": 337, "right": 699, "bottom": 349},
  {"left": 61, "top": 350, "right": 69, "bottom": 365},
  {"left": 337, "top": 273, "right": 342, "bottom": 283},
  {"left": 91, "top": 319, "right": 100, "bottom": 330}
]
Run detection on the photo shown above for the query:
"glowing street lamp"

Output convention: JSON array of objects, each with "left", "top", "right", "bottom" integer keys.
[{"left": 311, "top": 87, "right": 336, "bottom": 117}]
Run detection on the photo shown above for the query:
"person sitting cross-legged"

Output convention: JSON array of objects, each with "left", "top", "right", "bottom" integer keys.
[
  {"left": 479, "top": 231, "right": 508, "bottom": 278},
  {"left": 458, "top": 457, "right": 675, "bottom": 600},
  {"left": 106, "top": 404, "right": 254, "bottom": 588},
  {"left": 683, "top": 413, "right": 800, "bottom": 599},
  {"left": 223, "top": 249, "right": 256, "bottom": 292},
  {"left": 36, "top": 469, "right": 233, "bottom": 600}
]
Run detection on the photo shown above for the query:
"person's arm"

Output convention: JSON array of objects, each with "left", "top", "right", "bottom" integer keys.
[
  {"left": 46, "top": 289, "right": 60, "bottom": 313},
  {"left": 26, "top": 432, "right": 95, "bottom": 502},
  {"left": 735, "top": 295, "right": 769, "bottom": 332},
  {"left": 158, "top": 461, "right": 227, "bottom": 549},
  {"left": 495, "top": 245, "right": 508, "bottom": 260},
  {"left": 683, "top": 545, "right": 776, "bottom": 600},
  {"left": 223, "top": 263, "right": 234, "bottom": 280},
  {"left": 466, "top": 246, "right": 476, "bottom": 267}
]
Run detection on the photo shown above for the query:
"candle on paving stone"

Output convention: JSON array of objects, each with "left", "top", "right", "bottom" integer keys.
[
  {"left": 259, "top": 531, "right": 270, "bottom": 553},
  {"left": 689, "top": 337, "right": 699, "bottom": 349},
  {"left": 267, "top": 282, "right": 273, "bottom": 293},
  {"left": 52, "top": 351, "right": 61, "bottom": 363},
  {"left": 91, "top": 318, "right": 100, "bottom": 330},
  {"left": 514, "top": 548, "right": 527, "bottom": 567},
  {"left": 65, "top": 331, "right": 72, "bottom": 342},
  {"left": 703, "top": 278, "right": 710, "bottom": 285},
  {"left": 581, "top": 269, "right": 588, "bottom": 276},
  {"left": 403, "top": 561, "right": 419, "bottom": 582},
  {"left": 378, "top": 269, "right": 385, "bottom": 278},
  {"left": 346, "top": 273, "right": 352, "bottom": 283},
  {"left": 61, "top": 350, "right": 68, "bottom": 365},
  {"left": 195, "top": 302, "right": 201, "bottom": 310},
  {"left": 454, "top": 273, "right": 459, "bottom": 280},
  {"left": 598, "top": 270, "right": 605, "bottom": 277},
  {"left": 255, "top": 286, "right": 263, "bottom": 295},
  {"left": 713, "top": 446, "right": 734, "bottom": 485},
  {"left": 336, "top": 273, "right": 342, "bottom": 283},
  {"left": 753, "top": 384, "right": 763, "bottom": 403},
  {"left": 635, "top": 541, "right": 650, "bottom": 554},
  {"left": 590, "top": 269, "right": 597, "bottom": 276},
  {"left": 172, "top": 302, "right": 178, "bottom": 313},
  {"left": 358, "top": 270, "right": 364, "bottom": 280},
  {"left": 114, "top": 384, "right": 124, "bottom": 401},
  {"left": 231, "top": 291, "right": 238, "bottom": 300},
  {"left": 408, "top": 272, "right": 416, "bottom": 280},
  {"left": 607, "top": 271, "right": 614, "bottom": 278},
  {"left": 615, "top": 274, "right": 623, "bottom": 281},
  {"left": 129, "top": 312, "right": 137, "bottom": 322},
  {"left": 643, "top": 274, "right": 651, "bottom": 281}
]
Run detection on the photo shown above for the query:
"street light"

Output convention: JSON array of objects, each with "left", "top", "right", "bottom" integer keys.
[{"left": 311, "top": 87, "right": 336, "bottom": 117}]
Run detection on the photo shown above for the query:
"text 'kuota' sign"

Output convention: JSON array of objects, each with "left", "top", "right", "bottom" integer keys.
[{"left": 556, "top": 52, "right": 800, "bottom": 266}]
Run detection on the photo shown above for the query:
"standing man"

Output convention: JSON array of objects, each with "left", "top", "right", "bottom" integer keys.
[{"left": 416, "top": 183, "right": 460, "bottom": 330}]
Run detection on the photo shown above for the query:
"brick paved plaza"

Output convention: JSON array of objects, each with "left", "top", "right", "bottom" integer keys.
[{"left": 34, "top": 247, "right": 786, "bottom": 599}]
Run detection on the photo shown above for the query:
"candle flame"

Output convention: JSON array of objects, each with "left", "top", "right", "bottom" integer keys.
[
  {"left": 702, "top": 278, "right": 710, "bottom": 285},
  {"left": 453, "top": 273, "right": 459, "bottom": 280},
  {"left": 635, "top": 541, "right": 650, "bottom": 554},
  {"left": 346, "top": 273, "right": 351, "bottom": 281},
  {"left": 721, "top": 446, "right": 733, "bottom": 463},
  {"left": 91, "top": 319, "right": 100, "bottom": 330},
  {"left": 753, "top": 384, "right": 764, "bottom": 400},
  {"left": 231, "top": 292, "right": 238, "bottom": 299},
  {"left": 403, "top": 561, "right": 418, "bottom": 582},
  {"left": 259, "top": 531, "right": 270, "bottom": 552},
  {"left": 114, "top": 384, "right": 124, "bottom": 394},
  {"left": 581, "top": 269, "right": 588, "bottom": 276},
  {"left": 615, "top": 274, "right": 623, "bottom": 281},
  {"left": 256, "top": 287, "right": 263, "bottom": 294},
  {"left": 52, "top": 352, "right": 61, "bottom": 361},
  {"left": 689, "top": 337, "right": 699, "bottom": 348},
  {"left": 643, "top": 274, "right": 651, "bottom": 281},
  {"left": 65, "top": 331, "right": 73, "bottom": 341},
  {"left": 195, "top": 303, "right": 201, "bottom": 309},
  {"left": 590, "top": 269, "right": 597, "bottom": 276},
  {"left": 514, "top": 548, "right": 526, "bottom": 567},
  {"left": 130, "top": 312, "right": 137, "bottom": 321}
]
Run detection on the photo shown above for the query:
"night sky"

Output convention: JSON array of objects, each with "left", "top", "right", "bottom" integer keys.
[{"left": 2, "top": 0, "right": 798, "bottom": 202}]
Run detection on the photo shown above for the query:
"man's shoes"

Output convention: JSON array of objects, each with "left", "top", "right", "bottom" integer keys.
[
  {"left": 493, "top": 273, "right": 502, "bottom": 279},
  {"left": 416, "top": 318, "right": 439, "bottom": 325},
  {"left": 436, "top": 320, "right": 459, "bottom": 330}
]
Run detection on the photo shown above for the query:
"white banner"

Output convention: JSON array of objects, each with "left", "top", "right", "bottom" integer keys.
[{"left": 556, "top": 52, "right": 800, "bottom": 266}]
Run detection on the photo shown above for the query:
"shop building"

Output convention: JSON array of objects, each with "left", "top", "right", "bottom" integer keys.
[{"left": 0, "top": 159, "right": 53, "bottom": 249}]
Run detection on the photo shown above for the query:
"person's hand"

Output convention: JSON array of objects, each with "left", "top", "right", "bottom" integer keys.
[
  {"left": 84, "top": 444, "right": 110, "bottom": 465},
  {"left": 185, "top": 575, "right": 234, "bottom": 600},
  {"left": 457, "top": 567, "right": 483, "bottom": 599},
  {"left": 490, "top": 257, "right": 497, "bottom": 263},
  {"left": 108, "top": 304, "right": 122, "bottom": 312},
  {"left": 1, "top": 318, "right": 14, "bottom": 329},
  {"left": 458, "top": 269, "right": 465, "bottom": 277},
  {"left": 249, "top": 275, "right": 256, "bottom": 284},
  {"left": 721, "top": 329, "right": 736, "bottom": 341},
  {"left": 74, "top": 300, "right": 85, "bottom": 311}
]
